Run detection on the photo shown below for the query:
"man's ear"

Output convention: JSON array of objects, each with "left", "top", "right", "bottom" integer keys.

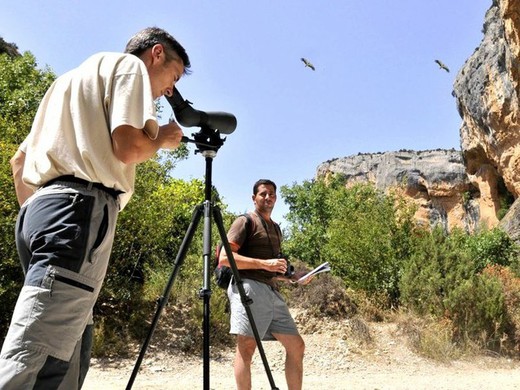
[{"left": 151, "top": 44, "right": 164, "bottom": 63}]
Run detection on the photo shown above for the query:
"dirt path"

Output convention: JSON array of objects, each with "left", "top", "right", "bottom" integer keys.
[{"left": 82, "top": 322, "right": 520, "bottom": 389}]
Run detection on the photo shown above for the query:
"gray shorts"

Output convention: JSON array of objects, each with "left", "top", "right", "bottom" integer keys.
[{"left": 228, "top": 278, "right": 299, "bottom": 340}]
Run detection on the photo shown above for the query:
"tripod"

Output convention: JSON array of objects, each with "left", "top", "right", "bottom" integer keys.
[{"left": 126, "top": 126, "right": 279, "bottom": 390}]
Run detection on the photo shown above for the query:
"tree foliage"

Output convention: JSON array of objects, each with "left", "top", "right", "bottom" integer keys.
[
  {"left": 0, "top": 52, "right": 55, "bottom": 337},
  {"left": 281, "top": 178, "right": 335, "bottom": 266},
  {"left": 0, "top": 52, "right": 55, "bottom": 145},
  {"left": 283, "top": 178, "right": 417, "bottom": 302}
]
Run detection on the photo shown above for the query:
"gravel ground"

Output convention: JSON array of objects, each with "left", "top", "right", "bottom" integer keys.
[{"left": 82, "top": 319, "right": 520, "bottom": 389}]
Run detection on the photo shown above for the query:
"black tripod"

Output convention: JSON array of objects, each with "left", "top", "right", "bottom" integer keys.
[{"left": 126, "top": 126, "right": 279, "bottom": 390}]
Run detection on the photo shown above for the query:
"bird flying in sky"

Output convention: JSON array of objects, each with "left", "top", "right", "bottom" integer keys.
[
  {"left": 301, "top": 57, "right": 315, "bottom": 71},
  {"left": 434, "top": 59, "right": 450, "bottom": 72}
]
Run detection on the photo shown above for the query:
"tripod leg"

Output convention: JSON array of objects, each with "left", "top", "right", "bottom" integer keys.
[
  {"left": 126, "top": 204, "right": 204, "bottom": 390},
  {"left": 213, "top": 206, "right": 280, "bottom": 390},
  {"left": 201, "top": 200, "right": 213, "bottom": 390}
]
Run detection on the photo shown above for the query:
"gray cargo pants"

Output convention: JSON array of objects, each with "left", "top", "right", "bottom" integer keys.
[{"left": 0, "top": 182, "right": 119, "bottom": 389}]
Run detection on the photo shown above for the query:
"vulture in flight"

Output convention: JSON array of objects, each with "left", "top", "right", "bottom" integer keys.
[
  {"left": 301, "top": 57, "right": 315, "bottom": 71},
  {"left": 434, "top": 59, "right": 450, "bottom": 73}
]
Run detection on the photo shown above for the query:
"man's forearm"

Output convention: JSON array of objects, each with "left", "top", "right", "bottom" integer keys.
[
  {"left": 112, "top": 123, "right": 183, "bottom": 164},
  {"left": 10, "top": 149, "right": 34, "bottom": 206},
  {"left": 220, "top": 252, "right": 279, "bottom": 271}
]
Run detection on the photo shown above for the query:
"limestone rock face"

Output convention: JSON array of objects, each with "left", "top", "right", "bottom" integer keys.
[
  {"left": 316, "top": 150, "right": 480, "bottom": 232},
  {"left": 452, "top": 0, "right": 520, "bottom": 236}
]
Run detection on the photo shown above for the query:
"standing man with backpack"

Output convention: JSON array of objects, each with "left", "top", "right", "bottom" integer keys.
[{"left": 218, "top": 179, "right": 306, "bottom": 390}]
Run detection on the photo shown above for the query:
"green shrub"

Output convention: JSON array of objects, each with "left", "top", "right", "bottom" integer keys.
[
  {"left": 399, "top": 227, "right": 447, "bottom": 316},
  {"left": 464, "top": 228, "right": 519, "bottom": 271},
  {"left": 483, "top": 265, "right": 520, "bottom": 355},
  {"left": 400, "top": 226, "right": 520, "bottom": 354},
  {"left": 444, "top": 271, "right": 506, "bottom": 349}
]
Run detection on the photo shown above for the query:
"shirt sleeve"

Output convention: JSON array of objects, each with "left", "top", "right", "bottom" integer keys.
[
  {"left": 109, "top": 57, "right": 159, "bottom": 139},
  {"left": 227, "top": 216, "right": 248, "bottom": 249},
  {"left": 19, "top": 138, "right": 28, "bottom": 153}
]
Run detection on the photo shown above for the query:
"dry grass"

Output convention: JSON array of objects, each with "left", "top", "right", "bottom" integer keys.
[{"left": 395, "top": 312, "right": 463, "bottom": 362}]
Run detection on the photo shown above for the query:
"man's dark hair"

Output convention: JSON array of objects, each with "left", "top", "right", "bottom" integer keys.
[
  {"left": 124, "top": 27, "right": 191, "bottom": 74},
  {"left": 253, "top": 179, "right": 277, "bottom": 195}
]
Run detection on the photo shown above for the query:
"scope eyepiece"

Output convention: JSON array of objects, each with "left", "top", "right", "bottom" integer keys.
[{"left": 166, "top": 89, "right": 237, "bottom": 134}]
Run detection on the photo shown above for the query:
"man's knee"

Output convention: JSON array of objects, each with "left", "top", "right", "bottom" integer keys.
[
  {"left": 290, "top": 336, "right": 305, "bottom": 358},
  {"left": 277, "top": 334, "right": 305, "bottom": 358},
  {"left": 236, "top": 336, "right": 256, "bottom": 361}
]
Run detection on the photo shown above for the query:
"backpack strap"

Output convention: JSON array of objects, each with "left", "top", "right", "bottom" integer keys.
[
  {"left": 237, "top": 212, "right": 254, "bottom": 256},
  {"left": 273, "top": 221, "right": 282, "bottom": 246}
]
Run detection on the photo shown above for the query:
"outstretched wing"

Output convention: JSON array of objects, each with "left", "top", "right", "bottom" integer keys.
[
  {"left": 301, "top": 57, "right": 315, "bottom": 71},
  {"left": 434, "top": 59, "right": 450, "bottom": 72}
]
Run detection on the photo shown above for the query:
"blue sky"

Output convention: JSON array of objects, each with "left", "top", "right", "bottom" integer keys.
[{"left": 1, "top": 0, "right": 491, "bottom": 225}]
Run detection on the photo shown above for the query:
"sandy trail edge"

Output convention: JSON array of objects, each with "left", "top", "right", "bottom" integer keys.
[{"left": 82, "top": 323, "right": 520, "bottom": 390}]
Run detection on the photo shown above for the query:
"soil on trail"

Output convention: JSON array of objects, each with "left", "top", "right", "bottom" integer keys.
[{"left": 82, "top": 320, "right": 520, "bottom": 390}]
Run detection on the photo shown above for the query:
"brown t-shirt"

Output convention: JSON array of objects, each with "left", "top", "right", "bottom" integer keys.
[{"left": 227, "top": 211, "right": 282, "bottom": 288}]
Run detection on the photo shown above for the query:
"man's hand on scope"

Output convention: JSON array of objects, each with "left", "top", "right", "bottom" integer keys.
[{"left": 158, "top": 121, "right": 184, "bottom": 149}]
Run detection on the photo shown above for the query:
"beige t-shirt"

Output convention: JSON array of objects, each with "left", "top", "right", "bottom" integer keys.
[{"left": 22, "top": 52, "right": 159, "bottom": 209}]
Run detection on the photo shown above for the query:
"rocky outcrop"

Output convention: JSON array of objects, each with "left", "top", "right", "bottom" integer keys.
[
  {"left": 316, "top": 150, "right": 481, "bottom": 232},
  {"left": 0, "top": 37, "right": 20, "bottom": 57},
  {"left": 452, "top": 0, "right": 520, "bottom": 237}
]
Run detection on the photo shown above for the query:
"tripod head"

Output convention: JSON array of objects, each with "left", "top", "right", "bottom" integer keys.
[
  {"left": 180, "top": 127, "right": 224, "bottom": 156},
  {"left": 166, "top": 88, "right": 237, "bottom": 154}
]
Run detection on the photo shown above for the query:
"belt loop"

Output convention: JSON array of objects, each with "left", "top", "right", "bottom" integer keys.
[{"left": 87, "top": 182, "right": 93, "bottom": 191}]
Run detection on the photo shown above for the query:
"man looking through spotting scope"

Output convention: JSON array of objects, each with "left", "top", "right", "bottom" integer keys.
[
  {"left": 219, "top": 179, "right": 313, "bottom": 390},
  {"left": 1, "top": 27, "right": 190, "bottom": 389}
]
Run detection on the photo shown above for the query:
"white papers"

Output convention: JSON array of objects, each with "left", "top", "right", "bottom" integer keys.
[{"left": 293, "top": 262, "right": 331, "bottom": 284}]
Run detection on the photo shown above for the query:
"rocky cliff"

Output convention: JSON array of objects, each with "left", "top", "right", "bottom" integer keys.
[
  {"left": 453, "top": 0, "right": 520, "bottom": 239},
  {"left": 318, "top": 0, "right": 520, "bottom": 237},
  {"left": 316, "top": 150, "right": 482, "bottom": 232}
]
